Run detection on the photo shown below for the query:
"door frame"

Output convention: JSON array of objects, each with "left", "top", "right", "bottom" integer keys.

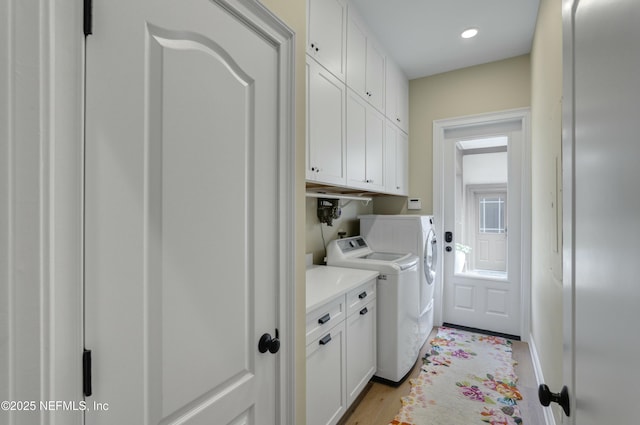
[
  {"left": 2, "top": 2, "right": 85, "bottom": 424},
  {"left": 433, "top": 108, "right": 531, "bottom": 340},
  {"left": 2, "top": 1, "right": 296, "bottom": 423},
  {"left": 561, "top": 0, "right": 576, "bottom": 421}
]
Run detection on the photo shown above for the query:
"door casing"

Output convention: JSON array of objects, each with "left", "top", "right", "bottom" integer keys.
[{"left": 1, "top": 2, "right": 85, "bottom": 424}]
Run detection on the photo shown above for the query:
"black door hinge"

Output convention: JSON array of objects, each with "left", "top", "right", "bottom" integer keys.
[
  {"left": 84, "top": 0, "right": 92, "bottom": 36},
  {"left": 83, "top": 349, "right": 92, "bottom": 397}
]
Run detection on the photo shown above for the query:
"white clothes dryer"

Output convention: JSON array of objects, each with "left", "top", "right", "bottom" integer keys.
[
  {"left": 326, "top": 236, "right": 420, "bottom": 385},
  {"left": 359, "top": 215, "right": 438, "bottom": 347}
]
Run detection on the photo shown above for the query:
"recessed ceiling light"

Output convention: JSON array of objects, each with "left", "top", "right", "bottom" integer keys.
[{"left": 461, "top": 28, "right": 479, "bottom": 39}]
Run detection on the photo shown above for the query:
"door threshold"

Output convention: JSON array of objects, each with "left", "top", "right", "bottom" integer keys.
[{"left": 442, "top": 322, "right": 520, "bottom": 341}]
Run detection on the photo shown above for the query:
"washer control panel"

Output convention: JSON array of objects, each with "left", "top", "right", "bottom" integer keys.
[{"left": 336, "top": 236, "right": 368, "bottom": 253}]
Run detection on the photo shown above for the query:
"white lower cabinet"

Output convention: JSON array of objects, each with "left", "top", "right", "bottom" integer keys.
[
  {"left": 306, "top": 321, "right": 347, "bottom": 425},
  {"left": 346, "top": 299, "right": 376, "bottom": 406},
  {"left": 306, "top": 279, "right": 377, "bottom": 425}
]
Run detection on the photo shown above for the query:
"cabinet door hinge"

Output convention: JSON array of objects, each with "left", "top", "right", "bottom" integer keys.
[
  {"left": 84, "top": 0, "right": 92, "bottom": 36},
  {"left": 83, "top": 349, "right": 92, "bottom": 397}
]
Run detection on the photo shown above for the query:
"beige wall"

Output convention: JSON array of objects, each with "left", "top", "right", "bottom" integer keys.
[
  {"left": 376, "top": 55, "right": 531, "bottom": 215},
  {"left": 530, "top": 0, "right": 563, "bottom": 421},
  {"left": 254, "top": 0, "right": 306, "bottom": 423}
]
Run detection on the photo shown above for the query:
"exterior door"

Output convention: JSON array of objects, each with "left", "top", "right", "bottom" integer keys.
[
  {"left": 562, "top": 0, "right": 640, "bottom": 422},
  {"left": 84, "top": 1, "right": 293, "bottom": 424},
  {"left": 439, "top": 125, "right": 525, "bottom": 337}
]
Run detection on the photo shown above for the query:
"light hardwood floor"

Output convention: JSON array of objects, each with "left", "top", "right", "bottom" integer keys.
[{"left": 338, "top": 328, "right": 546, "bottom": 425}]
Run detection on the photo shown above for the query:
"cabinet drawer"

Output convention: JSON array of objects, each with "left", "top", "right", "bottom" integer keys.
[
  {"left": 306, "top": 296, "right": 345, "bottom": 345},
  {"left": 346, "top": 279, "right": 376, "bottom": 316}
]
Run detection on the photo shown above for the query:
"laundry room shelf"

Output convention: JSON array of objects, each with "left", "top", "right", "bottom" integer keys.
[{"left": 305, "top": 191, "right": 373, "bottom": 204}]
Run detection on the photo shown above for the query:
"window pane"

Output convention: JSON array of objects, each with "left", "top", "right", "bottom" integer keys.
[{"left": 479, "top": 196, "right": 505, "bottom": 233}]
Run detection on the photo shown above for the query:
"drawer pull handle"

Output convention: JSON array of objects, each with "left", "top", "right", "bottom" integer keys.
[
  {"left": 360, "top": 307, "right": 368, "bottom": 315},
  {"left": 319, "top": 334, "right": 332, "bottom": 346},
  {"left": 318, "top": 313, "right": 331, "bottom": 325},
  {"left": 358, "top": 291, "right": 367, "bottom": 300}
]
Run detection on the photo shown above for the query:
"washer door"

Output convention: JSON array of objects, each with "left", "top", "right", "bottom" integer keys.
[{"left": 424, "top": 228, "right": 437, "bottom": 285}]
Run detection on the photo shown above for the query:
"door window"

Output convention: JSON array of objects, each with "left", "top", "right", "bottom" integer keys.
[{"left": 479, "top": 195, "right": 506, "bottom": 234}]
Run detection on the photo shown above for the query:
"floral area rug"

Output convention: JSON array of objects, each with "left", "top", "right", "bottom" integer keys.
[{"left": 390, "top": 326, "right": 523, "bottom": 425}]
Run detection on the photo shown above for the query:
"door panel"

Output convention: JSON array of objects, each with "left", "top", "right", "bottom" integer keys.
[
  {"left": 158, "top": 33, "right": 258, "bottom": 418},
  {"left": 85, "top": 1, "right": 284, "bottom": 424},
  {"left": 564, "top": 0, "right": 640, "bottom": 423}
]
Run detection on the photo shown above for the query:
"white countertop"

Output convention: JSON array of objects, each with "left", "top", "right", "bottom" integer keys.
[{"left": 306, "top": 265, "right": 379, "bottom": 313}]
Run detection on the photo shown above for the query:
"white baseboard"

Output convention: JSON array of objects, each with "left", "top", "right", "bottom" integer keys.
[{"left": 528, "top": 334, "right": 557, "bottom": 425}]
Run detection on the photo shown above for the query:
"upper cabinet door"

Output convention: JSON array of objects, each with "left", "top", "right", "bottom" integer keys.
[
  {"left": 346, "top": 7, "right": 385, "bottom": 112},
  {"left": 385, "top": 121, "right": 409, "bottom": 195},
  {"left": 346, "top": 89, "right": 385, "bottom": 191},
  {"left": 346, "top": 13, "right": 367, "bottom": 97},
  {"left": 365, "top": 41, "right": 385, "bottom": 112},
  {"left": 308, "top": 0, "right": 347, "bottom": 81},
  {"left": 398, "top": 76, "right": 409, "bottom": 133},
  {"left": 396, "top": 130, "right": 409, "bottom": 195},
  {"left": 306, "top": 57, "right": 347, "bottom": 186},
  {"left": 385, "top": 59, "right": 409, "bottom": 133}
]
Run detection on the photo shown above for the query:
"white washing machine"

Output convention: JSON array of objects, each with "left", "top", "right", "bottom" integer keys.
[
  {"left": 359, "top": 215, "right": 438, "bottom": 347},
  {"left": 326, "top": 236, "right": 420, "bottom": 385}
]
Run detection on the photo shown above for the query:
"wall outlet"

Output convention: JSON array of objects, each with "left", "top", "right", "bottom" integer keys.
[{"left": 407, "top": 198, "right": 422, "bottom": 210}]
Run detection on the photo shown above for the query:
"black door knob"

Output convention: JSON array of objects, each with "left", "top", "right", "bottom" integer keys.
[
  {"left": 268, "top": 333, "right": 280, "bottom": 354},
  {"left": 258, "top": 329, "right": 280, "bottom": 354},
  {"left": 538, "top": 384, "right": 570, "bottom": 416}
]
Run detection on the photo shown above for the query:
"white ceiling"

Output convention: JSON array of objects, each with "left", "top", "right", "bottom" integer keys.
[{"left": 348, "top": 0, "right": 541, "bottom": 80}]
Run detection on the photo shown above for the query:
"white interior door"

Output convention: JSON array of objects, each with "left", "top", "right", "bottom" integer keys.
[
  {"left": 84, "top": 1, "right": 293, "bottom": 424},
  {"left": 562, "top": 0, "right": 640, "bottom": 423},
  {"left": 440, "top": 126, "right": 523, "bottom": 337}
]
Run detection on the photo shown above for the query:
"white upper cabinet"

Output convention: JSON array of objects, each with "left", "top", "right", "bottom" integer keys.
[
  {"left": 306, "top": 56, "right": 347, "bottom": 185},
  {"left": 385, "top": 59, "right": 409, "bottom": 133},
  {"left": 307, "top": 0, "right": 348, "bottom": 81},
  {"left": 306, "top": 0, "right": 410, "bottom": 195},
  {"left": 346, "top": 7, "right": 385, "bottom": 112},
  {"left": 385, "top": 121, "right": 409, "bottom": 195},
  {"left": 346, "top": 89, "right": 385, "bottom": 191}
]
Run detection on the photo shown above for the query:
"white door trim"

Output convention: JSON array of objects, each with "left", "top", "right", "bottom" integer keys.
[
  {"left": 1, "top": 1, "right": 85, "bottom": 423},
  {"left": 255, "top": 2, "right": 298, "bottom": 422},
  {"left": 228, "top": 2, "right": 298, "bottom": 421},
  {"left": 562, "top": 0, "right": 576, "bottom": 421},
  {"left": 433, "top": 108, "right": 531, "bottom": 340}
]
